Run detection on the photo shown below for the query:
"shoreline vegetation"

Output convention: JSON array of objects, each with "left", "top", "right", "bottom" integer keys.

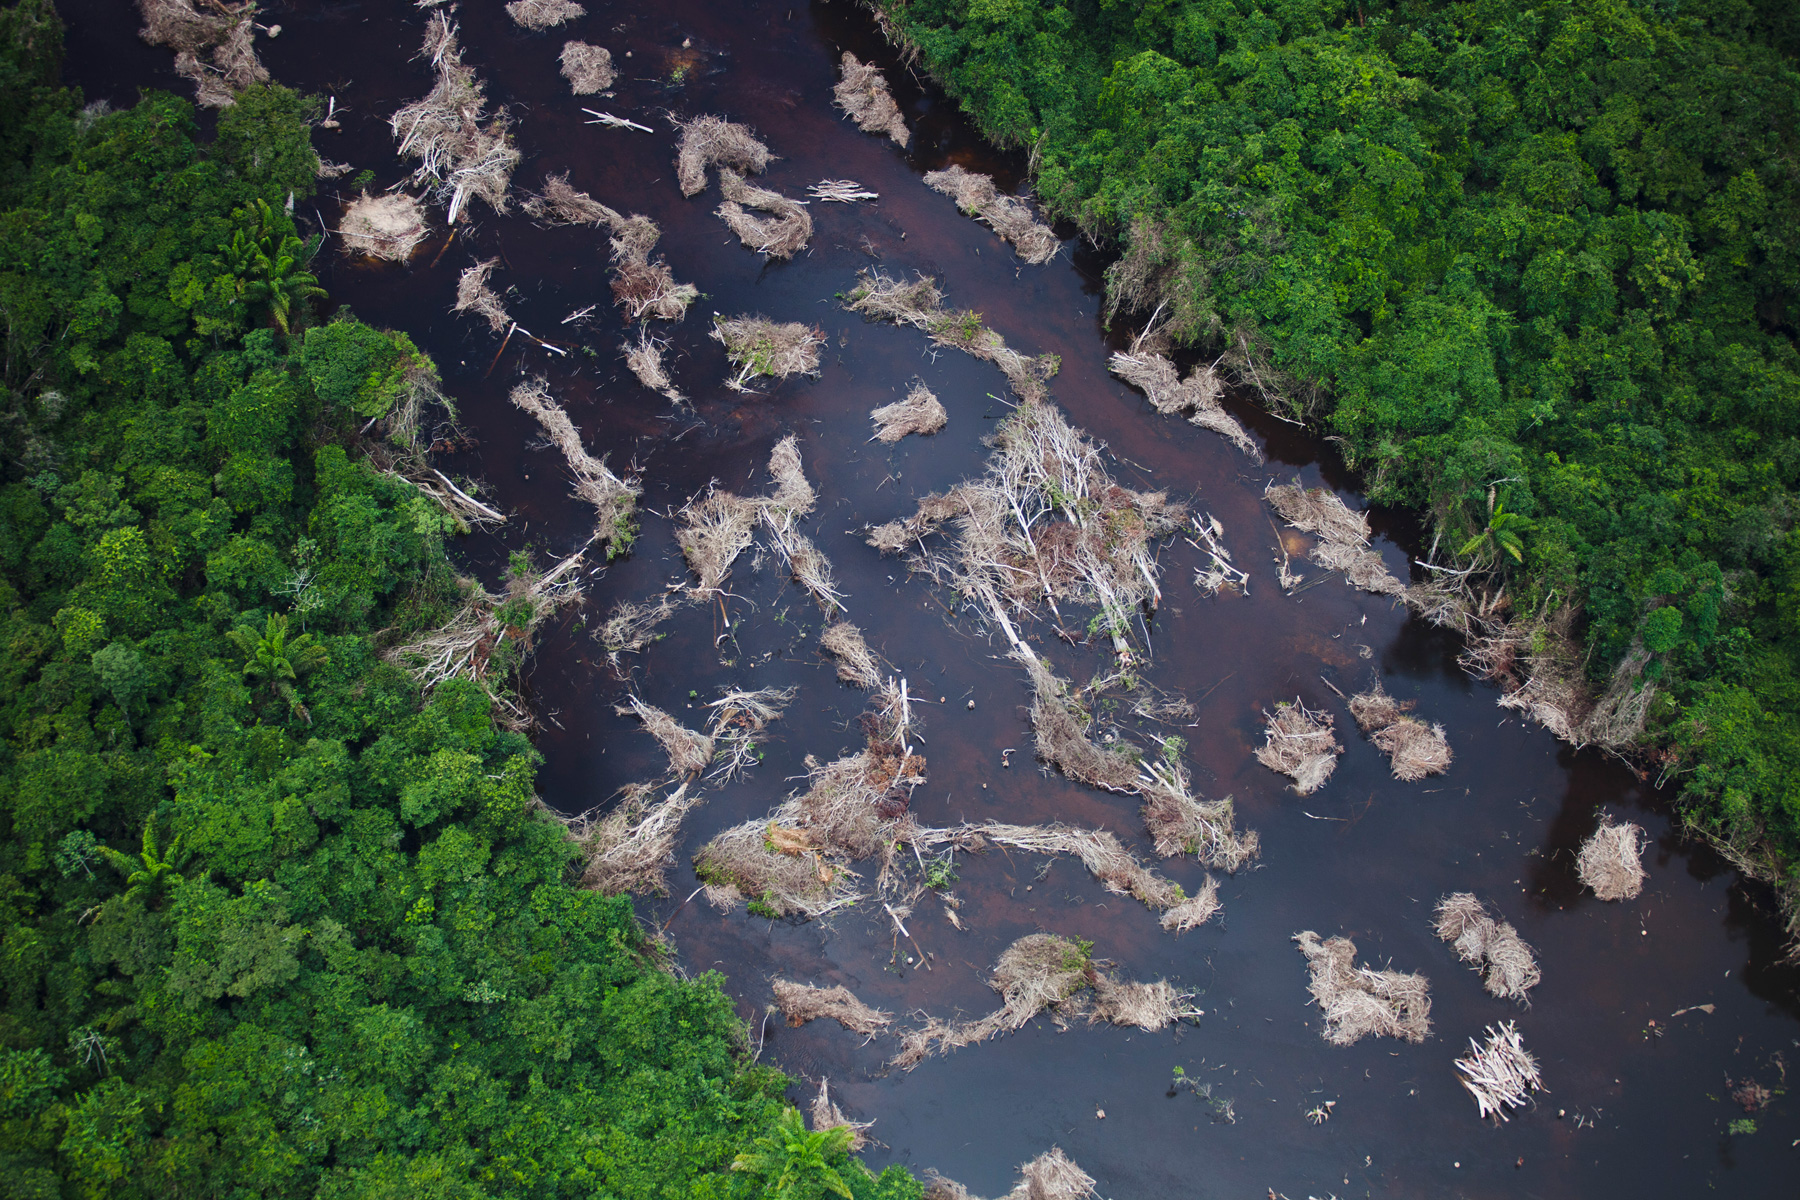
[
  {"left": 870, "top": 0, "right": 1800, "bottom": 939},
  {"left": 0, "top": 3, "right": 917, "bottom": 1196}
]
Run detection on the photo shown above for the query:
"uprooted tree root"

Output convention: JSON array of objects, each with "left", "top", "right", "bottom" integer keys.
[
  {"left": 808, "top": 1079, "right": 874, "bottom": 1151},
  {"left": 711, "top": 316, "right": 824, "bottom": 391},
  {"left": 1455, "top": 1021, "right": 1544, "bottom": 1122},
  {"left": 834, "top": 52, "right": 909, "bottom": 146},
  {"left": 717, "top": 169, "right": 813, "bottom": 259},
  {"left": 923, "top": 165, "right": 1059, "bottom": 265},
  {"left": 559, "top": 40, "right": 615, "bottom": 92},
  {"left": 507, "top": 378, "right": 640, "bottom": 553},
  {"left": 822, "top": 621, "right": 884, "bottom": 689},
  {"left": 454, "top": 257, "right": 512, "bottom": 332},
  {"left": 1256, "top": 699, "right": 1342, "bottom": 795},
  {"left": 1265, "top": 482, "right": 1405, "bottom": 597},
  {"left": 1109, "top": 347, "right": 1259, "bottom": 460},
  {"left": 339, "top": 192, "right": 430, "bottom": 262},
  {"left": 1434, "top": 893, "right": 1541, "bottom": 1003},
  {"left": 1295, "top": 931, "right": 1431, "bottom": 1046},
  {"left": 392, "top": 13, "right": 520, "bottom": 221},
  {"left": 1577, "top": 819, "right": 1649, "bottom": 901},
  {"left": 566, "top": 780, "right": 697, "bottom": 895},
  {"left": 844, "top": 269, "right": 1060, "bottom": 403},
  {"left": 925, "top": 1149, "right": 1098, "bottom": 1200},
  {"left": 1348, "top": 681, "right": 1452, "bottom": 781},
  {"left": 772, "top": 980, "right": 892, "bottom": 1035},
  {"left": 620, "top": 696, "right": 713, "bottom": 777},
  {"left": 674, "top": 114, "right": 772, "bottom": 196},
  {"left": 137, "top": 0, "right": 267, "bottom": 109},
  {"left": 505, "top": 0, "right": 583, "bottom": 31},
  {"left": 870, "top": 384, "right": 947, "bottom": 443}
]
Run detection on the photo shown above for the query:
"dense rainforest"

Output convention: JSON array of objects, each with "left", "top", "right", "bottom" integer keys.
[
  {"left": 877, "top": 0, "right": 1800, "bottom": 903},
  {"left": 0, "top": 4, "right": 918, "bottom": 1197}
]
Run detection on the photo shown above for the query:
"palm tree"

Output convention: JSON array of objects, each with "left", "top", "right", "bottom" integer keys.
[
  {"left": 227, "top": 612, "right": 329, "bottom": 719},
  {"left": 731, "top": 1110, "right": 855, "bottom": 1200},
  {"left": 99, "top": 818, "right": 187, "bottom": 907},
  {"left": 1458, "top": 500, "right": 1533, "bottom": 565},
  {"left": 228, "top": 200, "right": 328, "bottom": 336}
]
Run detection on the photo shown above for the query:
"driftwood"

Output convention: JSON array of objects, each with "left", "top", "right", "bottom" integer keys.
[
  {"left": 137, "top": 0, "right": 268, "bottom": 109},
  {"left": 870, "top": 384, "right": 947, "bottom": 443},
  {"left": 1454, "top": 1021, "right": 1544, "bottom": 1121},
  {"left": 1109, "top": 347, "right": 1258, "bottom": 460},
  {"left": 340, "top": 192, "right": 429, "bottom": 262},
  {"left": 772, "top": 980, "right": 891, "bottom": 1035},
  {"left": 569, "top": 781, "right": 697, "bottom": 895},
  {"left": 560, "top": 41, "right": 614, "bottom": 92},
  {"left": 673, "top": 114, "right": 772, "bottom": 196},
  {"left": 1347, "top": 681, "right": 1452, "bottom": 780},
  {"left": 808, "top": 1079, "right": 874, "bottom": 1151},
  {"left": 453, "top": 258, "right": 511, "bottom": 332},
  {"left": 507, "top": 378, "right": 640, "bottom": 552},
  {"left": 716, "top": 169, "right": 813, "bottom": 259},
  {"left": 391, "top": 14, "right": 519, "bottom": 222},
  {"left": 1265, "top": 482, "right": 1406, "bottom": 597},
  {"left": 711, "top": 316, "right": 824, "bottom": 391},
  {"left": 924, "top": 1149, "right": 1098, "bottom": 1200},
  {"left": 506, "top": 0, "right": 583, "bottom": 31}
]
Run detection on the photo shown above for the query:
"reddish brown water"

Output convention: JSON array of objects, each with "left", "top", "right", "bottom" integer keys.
[{"left": 65, "top": 1, "right": 1800, "bottom": 1195}]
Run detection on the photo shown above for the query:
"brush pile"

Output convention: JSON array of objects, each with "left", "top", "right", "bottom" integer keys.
[
  {"left": 676, "top": 487, "right": 761, "bottom": 596},
  {"left": 821, "top": 621, "right": 885, "bottom": 689},
  {"left": 924, "top": 1149, "right": 1098, "bottom": 1200},
  {"left": 1109, "top": 348, "right": 1259, "bottom": 460},
  {"left": 1190, "top": 513, "right": 1250, "bottom": 596},
  {"left": 1265, "top": 482, "right": 1405, "bottom": 597},
  {"left": 808, "top": 1079, "right": 874, "bottom": 1151},
  {"left": 569, "top": 781, "right": 697, "bottom": 895},
  {"left": 339, "top": 193, "right": 430, "bottom": 262},
  {"left": 923, "top": 165, "right": 1059, "bottom": 264},
  {"left": 834, "top": 52, "right": 909, "bottom": 146},
  {"left": 772, "top": 981, "right": 892, "bottom": 1035},
  {"left": 620, "top": 696, "right": 713, "bottom": 777},
  {"left": 623, "top": 330, "right": 684, "bottom": 403},
  {"left": 507, "top": 378, "right": 640, "bottom": 552},
  {"left": 608, "top": 215, "right": 700, "bottom": 322},
  {"left": 505, "top": 0, "right": 583, "bottom": 30},
  {"left": 391, "top": 14, "right": 520, "bottom": 222},
  {"left": 674, "top": 115, "right": 773, "bottom": 196},
  {"left": 1348, "top": 682, "right": 1452, "bottom": 780},
  {"left": 521, "top": 171, "right": 618, "bottom": 226},
  {"left": 454, "top": 258, "right": 512, "bottom": 332},
  {"left": 1454, "top": 1021, "right": 1544, "bottom": 1122},
  {"left": 717, "top": 169, "right": 813, "bottom": 259},
  {"left": 704, "top": 686, "right": 794, "bottom": 781},
  {"left": 1295, "top": 931, "right": 1432, "bottom": 1045},
  {"left": 559, "top": 41, "right": 615, "bottom": 92},
  {"left": 870, "top": 384, "right": 947, "bottom": 443},
  {"left": 712, "top": 316, "right": 825, "bottom": 391},
  {"left": 844, "top": 269, "right": 1060, "bottom": 402},
  {"left": 137, "top": 0, "right": 268, "bottom": 109},
  {"left": 674, "top": 436, "right": 842, "bottom": 612},
  {"left": 1433, "top": 893, "right": 1540, "bottom": 1003},
  {"left": 1256, "top": 699, "right": 1342, "bottom": 794},
  {"left": 599, "top": 594, "right": 678, "bottom": 670},
  {"left": 1576, "top": 819, "right": 1648, "bottom": 901}
]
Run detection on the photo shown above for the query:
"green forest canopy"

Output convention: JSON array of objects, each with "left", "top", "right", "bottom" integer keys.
[
  {"left": 881, "top": 0, "right": 1800, "bottom": 891},
  {"left": 0, "top": 3, "right": 918, "bottom": 1197}
]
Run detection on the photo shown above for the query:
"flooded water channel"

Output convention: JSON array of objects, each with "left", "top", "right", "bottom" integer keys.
[{"left": 63, "top": 1, "right": 1800, "bottom": 1194}]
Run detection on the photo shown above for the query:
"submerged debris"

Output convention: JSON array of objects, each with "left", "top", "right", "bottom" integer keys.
[
  {"left": 674, "top": 114, "right": 772, "bottom": 196},
  {"left": 507, "top": 378, "right": 640, "bottom": 553},
  {"left": 505, "top": 0, "right": 584, "bottom": 30},
  {"left": 1454, "top": 1021, "right": 1544, "bottom": 1122},
  {"left": 1433, "top": 893, "right": 1541, "bottom": 1003},
  {"left": 1256, "top": 699, "right": 1342, "bottom": 795},
  {"left": 870, "top": 384, "right": 947, "bottom": 443},
  {"left": 924, "top": 1149, "right": 1098, "bottom": 1200},
  {"left": 453, "top": 258, "right": 512, "bottom": 332},
  {"left": 560, "top": 40, "right": 615, "bottom": 92},
  {"left": 1295, "top": 931, "right": 1432, "bottom": 1046},
  {"left": 711, "top": 316, "right": 825, "bottom": 391},
  {"left": 772, "top": 981, "right": 892, "bottom": 1035},
  {"left": 1109, "top": 348, "right": 1259, "bottom": 460},
  {"left": 1265, "top": 482, "right": 1405, "bottom": 597},
  {"left": 1348, "top": 681, "right": 1452, "bottom": 780},
  {"left": 137, "top": 0, "right": 268, "bottom": 109},
  {"left": 1577, "top": 819, "right": 1649, "bottom": 901},
  {"left": 339, "top": 192, "right": 429, "bottom": 262},
  {"left": 844, "top": 269, "right": 1059, "bottom": 402},
  {"left": 821, "top": 621, "right": 885, "bottom": 689},
  {"left": 923, "top": 165, "right": 1059, "bottom": 264},
  {"left": 808, "top": 1079, "right": 874, "bottom": 1152},
  {"left": 834, "top": 52, "right": 909, "bottom": 146},
  {"left": 391, "top": 14, "right": 521, "bottom": 222},
  {"left": 570, "top": 780, "right": 697, "bottom": 895}
]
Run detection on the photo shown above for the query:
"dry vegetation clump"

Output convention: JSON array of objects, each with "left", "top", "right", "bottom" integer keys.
[
  {"left": 391, "top": 14, "right": 520, "bottom": 222},
  {"left": 1160, "top": 876, "right": 1222, "bottom": 933},
  {"left": 808, "top": 1079, "right": 874, "bottom": 1151},
  {"left": 1433, "top": 893, "right": 1541, "bottom": 1003},
  {"left": 1457, "top": 606, "right": 1654, "bottom": 753},
  {"left": 1256, "top": 699, "right": 1342, "bottom": 794},
  {"left": 623, "top": 330, "right": 684, "bottom": 403},
  {"left": 822, "top": 621, "right": 885, "bottom": 689},
  {"left": 924, "top": 1149, "right": 1099, "bottom": 1200},
  {"left": 569, "top": 780, "right": 697, "bottom": 895},
  {"left": 559, "top": 40, "right": 615, "bottom": 92},
  {"left": 711, "top": 316, "right": 825, "bottom": 391},
  {"left": 591, "top": 210, "right": 699, "bottom": 323},
  {"left": 772, "top": 981, "right": 892, "bottom": 1035},
  {"left": 674, "top": 114, "right": 773, "bottom": 196},
  {"left": 716, "top": 169, "right": 814, "bottom": 259},
  {"left": 505, "top": 0, "right": 584, "bottom": 31},
  {"left": 1455, "top": 1021, "right": 1544, "bottom": 1122},
  {"left": 1348, "top": 681, "right": 1452, "bottom": 780},
  {"left": 506, "top": 378, "right": 640, "bottom": 552},
  {"left": 598, "top": 593, "right": 678, "bottom": 670},
  {"left": 339, "top": 192, "right": 430, "bottom": 262},
  {"left": 1295, "top": 931, "right": 1432, "bottom": 1046},
  {"left": 870, "top": 384, "right": 947, "bottom": 443},
  {"left": 1108, "top": 347, "right": 1259, "bottom": 460},
  {"left": 1265, "top": 481, "right": 1406, "bottom": 597},
  {"left": 521, "top": 171, "right": 619, "bottom": 226},
  {"left": 137, "top": 0, "right": 268, "bottom": 109},
  {"left": 843, "top": 269, "right": 1060, "bottom": 403},
  {"left": 758, "top": 437, "right": 844, "bottom": 615},
  {"left": 1577, "top": 819, "right": 1649, "bottom": 901},
  {"left": 834, "top": 52, "right": 909, "bottom": 146},
  {"left": 676, "top": 487, "right": 760, "bottom": 596},
  {"left": 620, "top": 696, "right": 713, "bottom": 778},
  {"left": 454, "top": 258, "right": 512, "bottom": 332},
  {"left": 923, "top": 165, "right": 1059, "bottom": 264},
  {"left": 705, "top": 687, "right": 794, "bottom": 781},
  {"left": 1190, "top": 512, "right": 1250, "bottom": 596}
]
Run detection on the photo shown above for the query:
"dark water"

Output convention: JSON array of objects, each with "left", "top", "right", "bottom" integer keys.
[{"left": 64, "top": 2, "right": 1800, "bottom": 1195}]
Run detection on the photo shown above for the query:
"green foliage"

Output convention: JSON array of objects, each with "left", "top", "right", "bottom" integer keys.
[
  {"left": 301, "top": 320, "right": 424, "bottom": 418},
  {"left": 732, "top": 1110, "right": 855, "bottom": 1200}
]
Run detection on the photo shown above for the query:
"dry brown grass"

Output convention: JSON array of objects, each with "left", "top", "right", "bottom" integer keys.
[
  {"left": 137, "top": 0, "right": 268, "bottom": 109},
  {"left": 772, "top": 980, "right": 892, "bottom": 1035},
  {"left": 1455, "top": 1021, "right": 1544, "bottom": 1122},
  {"left": 453, "top": 258, "right": 512, "bottom": 332},
  {"left": 1348, "top": 681, "right": 1452, "bottom": 780},
  {"left": 1295, "top": 931, "right": 1432, "bottom": 1046},
  {"left": 1109, "top": 349, "right": 1259, "bottom": 460},
  {"left": 822, "top": 621, "right": 884, "bottom": 689},
  {"left": 843, "top": 269, "right": 1059, "bottom": 403},
  {"left": 870, "top": 384, "right": 948, "bottom": 443},
  {"left": 1256, "top": 700, "right": 1342, "bottom": 794},
  {"left": 676, "top": 488, "right": 760, "bottom": 596},
  {"left": 621, "top": 696, "right": 714, "bottom": 777},
  {"left": 711, "top": 316, "right": 825, "bottom": 391},
  {"left": 674, "top": 115, "right": 773, "bottom": 196},
  {"left": 507, "top": 378, "right": 640, "bottom": 551},
  {"left": 1265, "top": 481, "right": 1406, "bottom": 596},
  {"left": 570, "top": 781, "right": 697, "bottom": 895},
  {"left": 521, "top": 171, "right": 619, "bottom": 226},
  {"left": 716, "top": 169, "right": 814, "bottom": 259},
  {"left": 1160, "top": 877, "right": 1222, "bottom": 932},
  {"left": 923, "top": 165, "right": 1058, "bottom": 264},
  {"left": 623, "top": 330, "right": 684, "bottom": 403},
  {"left": 506, "top": 0, "right": 583, "bottom": 31},
  {"left": 339, "top": 193, "right": 429, "bottom": 262},
  {"left": 834, "top": 52, "right": 909, "bottom": 146},
  {"left": 598, "top": 593, "right": 678, "bottom": 670},
  {"left": 560, "top": 40, "right": 615, "bottom": 92},
  {"left": 391, "top": 14, "right": 519, "bottom": 221},
  {"left": 1577, "top": 819, "right": 1648, "bottom": 901},
  {"left": 1433, "top": 893, "right": 1541, "bottom": 1003}
]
